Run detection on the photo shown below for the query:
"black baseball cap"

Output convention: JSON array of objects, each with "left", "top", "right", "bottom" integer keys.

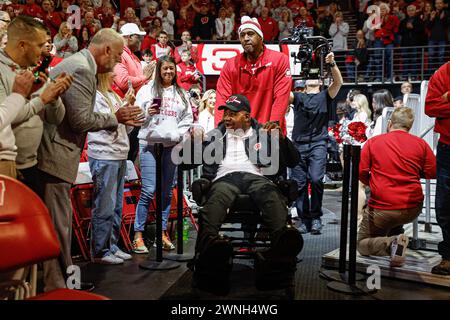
[{"left": 218, "top": 94, "right": 251, "bottom": 113}]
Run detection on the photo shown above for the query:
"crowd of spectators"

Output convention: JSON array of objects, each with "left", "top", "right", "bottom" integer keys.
[{"left": 1, "top": 0, "right": 448, "bottom": 84}]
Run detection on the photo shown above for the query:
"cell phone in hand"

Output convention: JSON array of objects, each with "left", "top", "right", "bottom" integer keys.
[{"left": 152, "top": 97, "right": 162, "bottom": 113}]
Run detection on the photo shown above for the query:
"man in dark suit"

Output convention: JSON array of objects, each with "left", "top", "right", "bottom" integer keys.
[{"left": 37, "top": 28, "right": 143, "bottom": 292}]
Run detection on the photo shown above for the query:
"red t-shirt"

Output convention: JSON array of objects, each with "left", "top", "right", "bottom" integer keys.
[
  {"left": 359, "top": 130, "right": 436, "bottom": 210},
  {"left": 257, "top": 17, "right": 279, "bottom": 41}
]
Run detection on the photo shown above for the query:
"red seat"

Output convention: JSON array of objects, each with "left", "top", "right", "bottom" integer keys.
[
  {"left": 27, "top": 288, "right": 108, "bottom": 300},
  {"left": 71, "top": 180, "right": 196, "bottom": 260},
  {"left": 0, "top": 175, "right": 109, "bottom": 300}
]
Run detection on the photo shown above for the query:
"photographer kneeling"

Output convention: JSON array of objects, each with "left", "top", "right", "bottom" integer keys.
[{"left": 184, "top": 94, "right": 303, "bottom": 295}]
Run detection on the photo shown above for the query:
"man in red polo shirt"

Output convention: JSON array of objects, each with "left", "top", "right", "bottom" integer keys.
[
  {"left": 358, "top": 107, "right": 436, "bottom": 267},
  {"left": 257, "top": 7, "right": 279, "bottom": 42},
  {"left": 215, "top": 16, "right": 292, "bottom": 133}
]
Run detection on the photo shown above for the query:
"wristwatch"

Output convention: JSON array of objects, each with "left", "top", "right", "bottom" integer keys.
[{"left": 329, "top": 61, "right": 336, "bottom": 67}]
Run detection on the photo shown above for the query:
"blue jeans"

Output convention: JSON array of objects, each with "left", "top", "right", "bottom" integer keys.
[
  {"left": 373, "top": 40, "right": 393, "bottom": 80},
  {"left": 134, "top": 144, "right": 177, "bottom": 232},
  {"left": 428, "top": 40, "right": 446, "bottom": 76},
  {"left": 436, "top": 142, "right": 450, "bottom": 260},
  {"left": 290, "top": 141, "right": 327, "bottom": 220},
  {"left": 88, "top": 158, "right": 126, "bottom": 258}
]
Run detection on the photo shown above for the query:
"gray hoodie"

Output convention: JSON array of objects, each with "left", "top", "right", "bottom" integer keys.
[{"left": 0, "top": 49, "right": 65, "bottom": 166}]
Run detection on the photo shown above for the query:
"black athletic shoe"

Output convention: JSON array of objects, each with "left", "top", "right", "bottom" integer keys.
[
  {"left": 192, "top": 235, "right": 233, "bottom": 296},
  {"left": 254, "top": 227, "right": 303, "bottom": 291}
]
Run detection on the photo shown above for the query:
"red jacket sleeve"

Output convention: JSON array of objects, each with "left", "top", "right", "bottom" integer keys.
[
  {"left": 113, "top": 61, "right": 147, "bottom": 94},
  {"left": 215, "top": 59, "right": 234, "bottom": 127},
  {"left": 425, "top": 62, "right": 450, "bottom": 118},
  {"left": 174, "top": 48, "right": 182, "bottom": 64},
  {"left": 359, "top": 142, "right": 371, "bottom": 186},
  {"left": 270, "top": 54, "right": 292, "bottom": 133}
]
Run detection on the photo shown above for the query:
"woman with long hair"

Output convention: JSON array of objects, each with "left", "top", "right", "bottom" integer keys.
[
  {"left": 351, "top": 93, "right": 372, "bottom": 125},
  {"left": 367, "top": 89, "right": 394, "bottom": 139},
  {"left": 77, "top": 26, "right": 92, "bottom": 50},
  {"left": 198, "top": 89, "right": 216, "bottom": 133},
  {"left": 133, "top": 55, "right": 193, "bottom": 253},
  {"left": 87, "top": 72, "right": 135, "bottom": 264}
]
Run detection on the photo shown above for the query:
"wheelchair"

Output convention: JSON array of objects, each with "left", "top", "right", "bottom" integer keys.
[{"left": 190, "top": 176, "right": 302, "bottom": 295}]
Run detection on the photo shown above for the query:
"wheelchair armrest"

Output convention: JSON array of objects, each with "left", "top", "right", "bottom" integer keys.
[
  {"left": 191, "top": 178, "right": 212, "bottom": 205},
  {"left": 276, "top": 179, "right": 298, "bottom": 203}
]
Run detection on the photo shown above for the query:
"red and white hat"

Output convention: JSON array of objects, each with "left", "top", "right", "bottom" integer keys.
[{"left": 238, "top": 16, "right": 263, "bottom": 39}]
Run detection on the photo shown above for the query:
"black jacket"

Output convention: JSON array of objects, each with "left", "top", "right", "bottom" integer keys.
[{"left": 182, "top": 119, "right": 300, "bottom": 182}]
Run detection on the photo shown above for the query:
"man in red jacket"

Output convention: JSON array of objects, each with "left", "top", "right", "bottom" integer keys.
[
  {"left": 215, "top": 16, "right": 292, "bottom": 133},
  {"left": 358, "top": 107, "right": 436, "bottom": 267},
  {"left": 425, "top": 62, "right": 450, "bottom": 275}
]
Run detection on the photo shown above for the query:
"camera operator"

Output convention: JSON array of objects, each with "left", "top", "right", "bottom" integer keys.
[{"left": 291, "top": 52, "right": 343, "bottom": 235}]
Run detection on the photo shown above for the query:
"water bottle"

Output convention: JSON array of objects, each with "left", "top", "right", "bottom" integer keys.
[{"left": 182, "top": 218, "right": 190, "bottom": 241}]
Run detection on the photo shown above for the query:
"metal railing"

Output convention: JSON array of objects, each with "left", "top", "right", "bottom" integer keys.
[{"left": 333, "top": 44, "right": 450, "bottom": 84}]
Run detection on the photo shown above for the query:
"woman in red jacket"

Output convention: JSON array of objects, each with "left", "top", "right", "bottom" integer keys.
[{"left": 372, "top": 2, "right": 399, "bottom": 82}]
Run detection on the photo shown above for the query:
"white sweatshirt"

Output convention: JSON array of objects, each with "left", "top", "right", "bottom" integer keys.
[
  {"left": 87, "top": 91, "right": 132, "bottom": 160},
  {"left": 136, "top": 82, "right": 193, "bottom": 146}
]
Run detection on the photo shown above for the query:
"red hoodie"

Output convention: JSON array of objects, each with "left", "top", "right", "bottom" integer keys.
[
  {"left": 215, "top": 46, "right": 292, "bottom": 133},
  {"left": 425, "top": 62, "right": 450, "bottom": 146}
]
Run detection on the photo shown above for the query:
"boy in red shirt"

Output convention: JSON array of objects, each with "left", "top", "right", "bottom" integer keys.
[
  {"left": 358, "top": 107, "right": 436, "bottom": 267},
  {"left": 150, "top": 31, "right": 173, "bottom": 61},
  {"left": 176, "top": 49, "right": 201, "bottom": 91}
]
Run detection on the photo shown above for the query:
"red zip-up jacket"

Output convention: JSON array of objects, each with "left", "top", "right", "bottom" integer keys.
[
  {"left": 215, "top": 46, "right": 292, "bottom": 134},
  {"left": 425, "top": 62, "right": 450, "bottom": 146},
  {"left": 113, "top": 46, "right": 148, "bottom": 95},
  {"left": 176, "top": 62, "right": 199, "bottom": 91},
  {"left": 359, "top": 130, "right": 436, "bottom": 210}
]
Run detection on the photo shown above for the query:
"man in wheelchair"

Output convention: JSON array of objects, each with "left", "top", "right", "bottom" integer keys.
[{"left": 186, "top": 94, "right": 304, "bottom": 295}]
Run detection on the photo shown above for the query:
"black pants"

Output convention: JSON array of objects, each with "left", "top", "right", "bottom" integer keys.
[
  {"left": 195, "top": 172, "right": 288, "bottom": 253},
  {"left": 127, "top": 127, "right": 140, "bottom": 162},
  {"left": 18, "top": 165, "right": 43, "bottom": 198},
  {"left": 291, "top": 140, "right": 327, "bottom": 220}
]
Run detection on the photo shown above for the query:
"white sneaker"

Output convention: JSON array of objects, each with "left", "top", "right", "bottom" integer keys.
[
  {"left": 114, "top": 248, "right": 132, "bottom": 260},
  {"left": 93, "top": 254, "right": 124, "bottom": 265},
  {"left": 390, "top": 234, "right": 409, "bottom": 267}
]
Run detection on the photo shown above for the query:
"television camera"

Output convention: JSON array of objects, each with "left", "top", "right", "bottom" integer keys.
[{"left": 281, "top": 23, "right": 332, "bottom": 80}]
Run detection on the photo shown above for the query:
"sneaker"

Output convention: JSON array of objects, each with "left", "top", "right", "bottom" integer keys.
[
  {"left": 153, "top": 232, "right": 176, "bottom": 251},
  {"left": 310, "top": 219, "right": 322, "bottom": 235},
  {"left": 390, "top": 234, "right": 409, "bottom": 267},
  {"left": 132, "top": 238, "right": 149, "bottom": 254},
  {"left": 297, "top": 221, "right": 309, "bottom": 234},
  {"left": 114, "top": 248, "right": 132, "bottom": 260},
  {"left": 431, "top": 259, "right": 450, "bottom": 275},
  {"left": 93, "top": 253, "right": 124, "bottom": 265}
]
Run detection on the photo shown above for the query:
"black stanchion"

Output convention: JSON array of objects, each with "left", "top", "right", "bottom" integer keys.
[
  {"left": 320, "top": 145, "right": 363, "bottom": 282},
  {"left": 326, "top": 145, "right": 375, "bottom": 295},
  {"left": 140, "top": 143, "right": 180, "bottom": 270},
  {"left": 165, "top": 168, "right": 193, "bottom": 262}
]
